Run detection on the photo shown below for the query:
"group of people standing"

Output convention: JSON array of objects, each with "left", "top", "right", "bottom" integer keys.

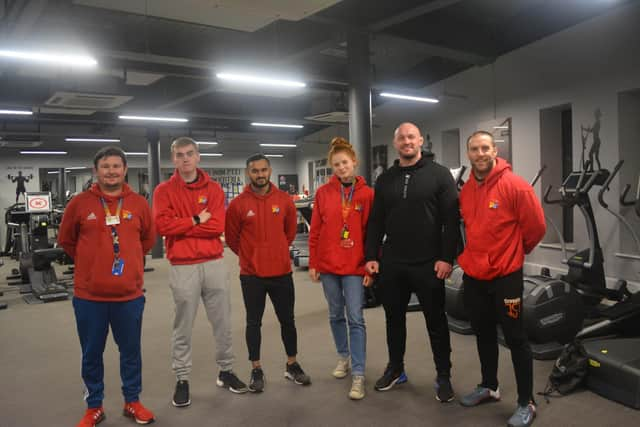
[{"left": 58, "top": 122, "right": 545, "bottom": 427}]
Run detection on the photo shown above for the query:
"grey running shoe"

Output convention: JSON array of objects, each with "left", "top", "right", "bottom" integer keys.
[
  {"left": 460, "top": 385, "right": 501, "bottom": 407},
  {"left": 507, "top": 403, "right": 536, "bottom": 427}
]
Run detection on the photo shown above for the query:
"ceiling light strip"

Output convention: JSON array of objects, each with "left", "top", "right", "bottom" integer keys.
[
  {"left": 216, "top": 73, "right": 305, "bottom": 88},
  {"left": 252, "top": 122, "right": 303, "bottom": 129},
  {"left": 119, "top": 115, "right": 188, "bottom": 123},
  {"left": 0, "top": 50, "right": 97, "bottom": 67},
  {"left": 65, "top": 138, "right": 121, "bottom": 143},
  {"left": 259, "top": 143, "right": 297, "bottom": 148},
  {"left": 20, "top": 151, "right": 67, "bottom": 155},
  {"left": 380, "top": 92, "right": 439, "bottom": 103}
]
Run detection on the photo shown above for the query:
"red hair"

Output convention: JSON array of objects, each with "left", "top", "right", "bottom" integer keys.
[{"left": 328, "top": 137, "right": 356, "bottom": 162}]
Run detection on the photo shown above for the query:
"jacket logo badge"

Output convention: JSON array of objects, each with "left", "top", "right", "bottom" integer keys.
[
  {"left": 247, "top": 210, "right": 256, "bottom": 217},
  {"left": 489, "top": 200, "right": 500, "bottom": 209},
  {"left": 354, "top": 203, "right": 363, "bottom": 212},
  {"left": 504, "top": 297, "right": 521, "bottom": 319},
  {"left": 272, "top": 205, "right": 280, "bottom": 214},
  {"left": 198, "top": 195, "right": 208, "bottom": 204},
  {"left": 86, "top": 212, "right": 97, "bottom": 221},
  {"left": 122, "top": 210, "right": 133, "bottom": 220}
]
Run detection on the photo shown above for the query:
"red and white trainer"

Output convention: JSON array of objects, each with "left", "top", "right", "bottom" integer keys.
[
  {"left": 76, "top": 407, "right": 105, "bottom": 427},
  {"left": 123, "top": 401, "right": 155, "bottom": 424}
]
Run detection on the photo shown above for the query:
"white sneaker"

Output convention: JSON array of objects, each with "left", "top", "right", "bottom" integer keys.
[
  {"left": 332, "top": 358, "right": 350, "bottom": 379},
  {"left": 349, "top": 375, "right": 365, "bottom": 400}
]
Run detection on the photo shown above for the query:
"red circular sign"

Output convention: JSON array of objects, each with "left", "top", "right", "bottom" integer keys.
[{"left": 29, "top": 197, "right": 48, "bottom": 209}]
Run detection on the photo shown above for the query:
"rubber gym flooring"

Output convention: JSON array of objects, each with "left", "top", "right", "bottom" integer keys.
[{"left": 0, "top": 249, "right": 637, "bottom": 426}]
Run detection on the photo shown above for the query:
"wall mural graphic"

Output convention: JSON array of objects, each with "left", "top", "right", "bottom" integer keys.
[
  {"left": 8, "top": 170, "right": 34, "bottom": 202},
  {"left": 372, "top": 145, "right": 387, "bottom": 185},
  {"left": 581, "top": 108, "right": 603, "bottom": 171}
]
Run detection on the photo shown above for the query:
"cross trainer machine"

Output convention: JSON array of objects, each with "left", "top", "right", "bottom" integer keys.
[{"left": 575, "top": 161, "right": 640, "bottom": 409}]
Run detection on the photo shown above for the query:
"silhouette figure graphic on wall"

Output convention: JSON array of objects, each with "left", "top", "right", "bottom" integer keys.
[
  {"left": 426, "top": 133, "right": 433, "bottom": 154},
  {"left": 581, "top": 108, "right": 602, "bottom": 171},
  {"left": 8, "top": 171, "right": 33, "bottom": 202}
]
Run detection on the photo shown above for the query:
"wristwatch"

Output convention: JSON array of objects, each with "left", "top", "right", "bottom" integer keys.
[{"left": 193, "top": 215, "right": 200, "bottom": 225}]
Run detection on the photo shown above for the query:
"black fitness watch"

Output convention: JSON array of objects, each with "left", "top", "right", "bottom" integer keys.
[{"left": 193, "top": 215, "right": 200, "bottom": 225}]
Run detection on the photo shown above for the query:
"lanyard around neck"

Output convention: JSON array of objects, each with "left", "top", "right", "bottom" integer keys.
[
  {"left": 341, "top": 183, "right": 355, "bottom": 224},
  {"left": 100, "top": 197, "right": 122, "bottom": 259},
  {"left": 100, "top": 197, "right": 123, "bottom": 219}
]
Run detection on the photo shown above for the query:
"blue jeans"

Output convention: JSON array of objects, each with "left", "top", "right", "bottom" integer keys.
[
  {"left": 320, "top": 274, "right": 366, "bottom": 376},
  {"left": 73, "top": 296, "right": 145, "bottom": 408}
]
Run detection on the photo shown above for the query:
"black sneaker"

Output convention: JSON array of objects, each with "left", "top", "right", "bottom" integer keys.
[
  {"left": 172, "top": 380, "right": 191, "bottom": 407},
  {"left": 374, "top": 365, "right": 408, "bottom": 391},
  {"left": 249, "top": 367, "right": 265, "bottom": 393},
  {"left": 284, "top": 362, "right": 311, "bottom": 385},
  {"left": 216, "top": 370, "right": 249, "bottom": 394},
  {"left": 435, "top": 376, "right": 455, "bottom": 403}
]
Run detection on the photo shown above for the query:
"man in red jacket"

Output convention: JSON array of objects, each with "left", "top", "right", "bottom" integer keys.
[
  {"left": 226, "top": 153, "right": 311, "bottom": 393},
  {"left": 153, "top": 137, "right": 247, "bottom": 408},
  {"left": 58, "top": 146, "right": 156, "bottom": 427},
  {"left": 458, "top": 131, "right": 546, "bottom": 427}
]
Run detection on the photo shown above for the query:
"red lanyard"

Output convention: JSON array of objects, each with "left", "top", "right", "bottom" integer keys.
[{"left": 341, "top": 183, "right": 355, "bottom": 225}]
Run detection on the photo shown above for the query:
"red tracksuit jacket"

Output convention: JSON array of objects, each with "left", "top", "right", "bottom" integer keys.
[
  {"left": 58, "top": 183, "right": 155, "bottom": 301},
  {"left": 153, "top": 168, "right": 225, "bottom": 265},
  {"left": 225, "top": 184, "right": 297, "bottom": 277},
  {"left": 308, "top": 175, "right": 374, "bottom": 276},
  {"left": 458, "top": 158, "right": 546, "bottom": 280}
]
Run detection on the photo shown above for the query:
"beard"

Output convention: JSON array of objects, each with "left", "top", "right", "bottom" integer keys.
[
  {"left": 99, "top": 180, "right": 123, "bottom": 192},
  {"left": 251, "top": 177, "right": 269, "bottom": 188},
  {"left": 399, "top": 150, "right": 419, "bottom": 160},
  {"left": 472, "top": 159, "right": 495, "bottom": 175}
]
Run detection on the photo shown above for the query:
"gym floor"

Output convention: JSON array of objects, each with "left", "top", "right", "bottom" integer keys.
[{"left": 0, "top": 250, "right": 636, "bottom": 426}]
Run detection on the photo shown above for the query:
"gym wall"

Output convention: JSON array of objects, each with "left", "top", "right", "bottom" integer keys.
[
  {"left": 301, "top": 1, "right": 640, "bottom": 289},
  {"left": 0, "top": 152, "right": 298, "bottom": 248}
]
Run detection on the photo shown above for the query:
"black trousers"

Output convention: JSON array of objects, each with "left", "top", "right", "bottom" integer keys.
[
  {"left": 379, "top": 260, "right": 452, "bottom": 377},
  {"left": 240, "top": 274, "right": 297, "bottom": 362},
  {"left": 463, "top": 268, "right": 533, "bottom": 406}
]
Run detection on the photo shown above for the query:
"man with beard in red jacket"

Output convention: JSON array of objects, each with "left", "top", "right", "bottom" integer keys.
[
  {"left": 153, "top": 137, "right": 247, "bottom": 408},
  {"left": 458, "top": 131, "right": 546, "bottom": 427},
  {"left": 59, "top": 146, "right": 156, "bottom": 427},
  {"left": 225, "top": 153, "right": 311, "bottom": 393}
]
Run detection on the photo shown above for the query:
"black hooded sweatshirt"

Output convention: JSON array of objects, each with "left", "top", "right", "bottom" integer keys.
[{"left": 365, "top": 152, "right": 459, "bottom": 265}]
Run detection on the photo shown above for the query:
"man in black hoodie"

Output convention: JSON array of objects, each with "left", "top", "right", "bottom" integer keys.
[{"left": 365, "top": 122, "right": 459, "bottom": 402}]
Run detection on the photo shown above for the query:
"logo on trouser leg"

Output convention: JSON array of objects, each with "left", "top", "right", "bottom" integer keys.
[{"left": 503, "top": 297, "right": 521, "bottom": 319}]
